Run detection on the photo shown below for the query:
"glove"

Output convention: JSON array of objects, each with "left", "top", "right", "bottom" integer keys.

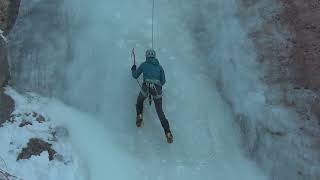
[{"left": 131, "top": 65, "right": 137, "bottom": 71}]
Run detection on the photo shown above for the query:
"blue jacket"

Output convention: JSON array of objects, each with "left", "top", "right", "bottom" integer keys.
[{"left": 132, "top": 57, "right": 166, "bottom": 86}]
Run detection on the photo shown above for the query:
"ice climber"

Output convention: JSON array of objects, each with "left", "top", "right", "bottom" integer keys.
[{"left": 131, "top": 49, "right": 173, "bottom": 144}]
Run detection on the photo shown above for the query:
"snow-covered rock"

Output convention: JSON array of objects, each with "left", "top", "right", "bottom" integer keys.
[
  {"left": 17, "top": 138, "right": 57, "bottom": 161},
  {"left": 0, "top": 88, "right": 83, "bottom": 180}
]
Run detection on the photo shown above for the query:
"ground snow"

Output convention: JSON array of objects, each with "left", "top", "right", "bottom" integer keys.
[
  {"left": 0, "top": 88, "right": 83, "bottom": 180},
  {"left": 1, "top": 86, "right": 268, "bottom": 180}
]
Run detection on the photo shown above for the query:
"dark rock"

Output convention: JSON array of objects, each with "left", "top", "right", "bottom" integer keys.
[
  {"left": 0, "top": 9, "right": 14, "bottom": 126},
  {"left": 32, "top": 112, "right": 37, "bottom": 117},
  {"left": 0, "top": 38, "right": 10, "bottom": 88},
  {"left": 17, "top": 138, "right": 56, "bottom": 161},
  {"left": 5, "top": 0, "right": 20, "bottom": 36},
  {"left": 7, "top": 114, "right": 15, "bottom": 124},
  {"left": 19, "top": 120, "right": 32, "bottom": 127},
  {"left": 0, "top": 0, "right": 21, "bottom": 35},
  {"left": 0, "top": 88, "right": 14, "bottom": 125},
  {"left": 0, "top": 0, "right": 20, "bottom": 126},
  {"left": 35, "top": 115, "right": 45, "bottom": 123}
]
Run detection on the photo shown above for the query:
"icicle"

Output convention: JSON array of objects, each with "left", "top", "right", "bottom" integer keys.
[{"left": 0, "top": 29, "right": 8, "bottom": 43}]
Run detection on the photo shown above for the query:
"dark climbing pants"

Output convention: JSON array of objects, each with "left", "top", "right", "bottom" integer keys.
[{"left": 136, "top": 83, "right": 171, "bottom": 133}]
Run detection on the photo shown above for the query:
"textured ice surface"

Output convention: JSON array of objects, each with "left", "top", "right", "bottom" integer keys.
[{"left": 5, "top": 0, "right": 272, "bottom": 179}]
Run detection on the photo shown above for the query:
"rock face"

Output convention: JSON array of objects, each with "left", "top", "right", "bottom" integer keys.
[
  {"left": 17, "top": 138, "right": 57, "bottom": 161},
  {"left": 0, "top": 37, "right": 9, "bottom": 87},
  {"left": 249, "top": 0, "right": 320, "bottom": 90},
  {"left": 0, "top": 0, "right": 20, "bottom": 35},
  {"left": 0, "top": 28, "right": 12, "bottom": 126},
  {"left": 279, "top": 0, "right": 320, "bottom": 89},
  {"left": 0, "top": 88, "right": 14, "bottom": 125},
  {"left": 0, "top": 0, "right": 10, "bottom": 32},
  {"left": 237, "top": 0, "right": 320, "bottom": 179},
  {"left": 0, "top": 0, "right": 20, "bottom": 125}
]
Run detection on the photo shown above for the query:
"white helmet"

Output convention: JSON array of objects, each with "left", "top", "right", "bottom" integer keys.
[{"left": 145, "top": 49, "right": 156, "bottom": 58}]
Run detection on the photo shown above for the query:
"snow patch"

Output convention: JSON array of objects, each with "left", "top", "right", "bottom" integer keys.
[{"left": 0, "top": 88, "right": 84, "bottom": 180}]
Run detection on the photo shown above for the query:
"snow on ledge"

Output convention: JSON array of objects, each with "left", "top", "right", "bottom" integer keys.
[{"left": 0, "top": 87, "right": 85, "bottom": 180}]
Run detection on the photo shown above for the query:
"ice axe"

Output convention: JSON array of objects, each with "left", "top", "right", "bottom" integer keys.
[
  {"left": 131, "top": 48, "right": 143, "bottom": 89},
  {"left": 131, "top": 48, "right": 136, "bottom": 66}
]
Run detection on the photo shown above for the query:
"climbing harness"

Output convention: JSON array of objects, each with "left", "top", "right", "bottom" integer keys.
[{"left": 143, "top": 79, "right": 162, "bottom": 105}]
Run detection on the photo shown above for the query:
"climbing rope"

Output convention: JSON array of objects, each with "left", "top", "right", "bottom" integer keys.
[
  {"left": 131, "top": 0, "right": 156, "bottom": 99},
  {"left": 151, "top": 0, "right": 155, "bottom": 49}
]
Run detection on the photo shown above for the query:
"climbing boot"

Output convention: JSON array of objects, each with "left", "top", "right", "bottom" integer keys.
[
  {"left": 165, "top": 131, "right": 173, "bottom": 144},
  {"left": 136, "top": 114, "right": 144, "bottom": 128}
]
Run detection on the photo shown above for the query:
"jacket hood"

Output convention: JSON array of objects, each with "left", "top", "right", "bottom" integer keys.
[{"left": 146, "top": 57, "right": 160, "bottom": 65}]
